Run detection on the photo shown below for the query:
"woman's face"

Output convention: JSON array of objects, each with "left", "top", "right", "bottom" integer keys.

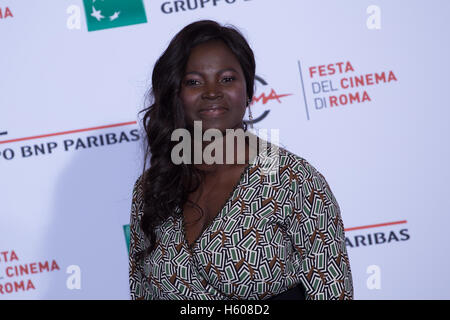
[{"left": 179, "top": 40, "right": 248, "bottom": 133}]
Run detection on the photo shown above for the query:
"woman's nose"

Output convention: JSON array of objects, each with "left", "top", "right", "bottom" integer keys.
[{"left": 202, "top": 82, "right": 223, "bottom": 100}]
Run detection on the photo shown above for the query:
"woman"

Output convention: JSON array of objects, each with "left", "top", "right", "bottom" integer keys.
[{"left": 129, "top": 20, "right": 353, "bottom": 300}]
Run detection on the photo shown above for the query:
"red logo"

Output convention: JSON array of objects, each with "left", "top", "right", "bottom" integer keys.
[
  {"left": 0, "top": 7, "right": 13, "bottom": 19},
  {"left": 251, "top": 88, "right": 292, "bottom": 105},
  {"left": 247, "top": 76, "right": 292, "bottom": 124},
  {"left": 0, "top": 250, "right": 60, "bottom": 295}
]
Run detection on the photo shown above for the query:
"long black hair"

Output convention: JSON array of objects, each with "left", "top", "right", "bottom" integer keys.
[{"left": 138, "top": 20, "right": 256, "bottom": 257}]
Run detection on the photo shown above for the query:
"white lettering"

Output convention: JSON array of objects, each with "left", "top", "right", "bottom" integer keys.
[
  {"left": 366, "top": 5, "right": 381, "bottom": 30},
  {"left": 366, "top": 264, "right": 381, "bottom": 289},
  {"left": 66, "top": 265, "right": 81, "bottom": 290}
]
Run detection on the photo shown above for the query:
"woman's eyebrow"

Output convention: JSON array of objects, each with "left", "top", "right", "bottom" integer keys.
[
  {"left": 217, "top": 67, "right": 239, "bottom": 74},
  {"left": 184, "top": 68, "right": 239, "bottom": 76}
]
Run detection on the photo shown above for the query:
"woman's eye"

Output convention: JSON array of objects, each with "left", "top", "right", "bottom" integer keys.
[
  {"left": 185, "top": 79, "right": 200, "bottom": 86},
  {"left": 222, "top": 76, "right": 235, "bottom": 83}
]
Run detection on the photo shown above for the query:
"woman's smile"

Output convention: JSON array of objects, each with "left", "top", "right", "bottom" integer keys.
[{"left": 198, "top": 105, "right": 228, "bottom": 118}]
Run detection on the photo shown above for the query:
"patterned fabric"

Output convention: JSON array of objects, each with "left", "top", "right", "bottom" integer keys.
[{"left": 129, "top": 144, "right": 353, "bottom": 300}]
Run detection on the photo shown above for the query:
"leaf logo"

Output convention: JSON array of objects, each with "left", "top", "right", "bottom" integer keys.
[{"left": 82, "top": 0, "right": 147, "bottom": 32}]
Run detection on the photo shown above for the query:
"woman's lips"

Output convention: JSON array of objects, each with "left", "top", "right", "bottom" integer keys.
[{"left": 198, "top": 106, "right": 228, "bottom": 117}]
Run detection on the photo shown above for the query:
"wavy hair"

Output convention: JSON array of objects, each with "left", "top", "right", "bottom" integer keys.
[{"left": 137, "top": 20, "right": 256, "bottom": 257}]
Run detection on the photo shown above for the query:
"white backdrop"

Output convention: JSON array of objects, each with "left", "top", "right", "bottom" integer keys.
[{"left": 1, "top": 0, "right": 449, "bottom": 299}]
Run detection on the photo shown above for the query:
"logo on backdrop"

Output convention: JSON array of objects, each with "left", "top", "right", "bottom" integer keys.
[
  {"left": 247, "top": 75, "right": 292, "bottom": 125},
  {"left": 345, "top": 220, "right": 410, "bottom": 248},
  {"left": 123, "top": 225, "right": 130, "bottom": 254},
  {"left": 0, "top": 122, "right": 140, "bottom": 162},
  {"left": 82, "top": 0, "right": 147, "bottom": 32},
  {"left": 297, "top": 60, "right": 398, "bottom": 120},
  {"left": 0, "top": 6, "right": 13, "bottom": 20},
  {"left": 161, "top": 0, "right": 252, "bottom": 14},
  {"left": 0, "top": 250, "right": 60, "bottom": 295}
]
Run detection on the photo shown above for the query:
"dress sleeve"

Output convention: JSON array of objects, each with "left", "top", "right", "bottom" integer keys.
[
  {"left": 128, "top": 176, "right": 152, "bottom": 300},
  {"left": 285, "top": 160, "right": 354, "bottom": 300}
]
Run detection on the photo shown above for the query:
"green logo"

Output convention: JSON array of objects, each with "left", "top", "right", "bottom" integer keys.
[
  {"left": 123, "top": 224, "right": 130, "bottom": 254},
  {"left": 82, "top": 0, "right": 147, "bottom": 32}
]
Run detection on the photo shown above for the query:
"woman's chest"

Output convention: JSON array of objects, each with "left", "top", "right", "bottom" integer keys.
[
  {"left": 182, "top": 167, "right": 248, "bottom": 246},
  {"left": 146, "top": 193, "right": 296, "bottom": 299}
]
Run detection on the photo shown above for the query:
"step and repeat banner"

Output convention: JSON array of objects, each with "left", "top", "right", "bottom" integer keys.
[{"left": 1, "top": 0, "right": 449, "bottom": 299}]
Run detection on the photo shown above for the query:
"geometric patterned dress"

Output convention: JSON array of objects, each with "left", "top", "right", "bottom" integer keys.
[{"left": 129, "top": 141, "right": 354, "bottom": 300}]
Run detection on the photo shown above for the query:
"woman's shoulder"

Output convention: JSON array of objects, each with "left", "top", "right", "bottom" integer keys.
[
  {"left": 274, "top": 144, "right": 324, "bottom": 183},
  {"left": 130, "top": 173, "right": 147, "bottom": 217},
  {"left": 132, "top": 174, "right": 144, "bottom": 197},
  {"left": 131, "top": 168, "right": 151, "bottom": 194},
  {"left": 277, "top": 145, "right": 338, "bottom": 204}
]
